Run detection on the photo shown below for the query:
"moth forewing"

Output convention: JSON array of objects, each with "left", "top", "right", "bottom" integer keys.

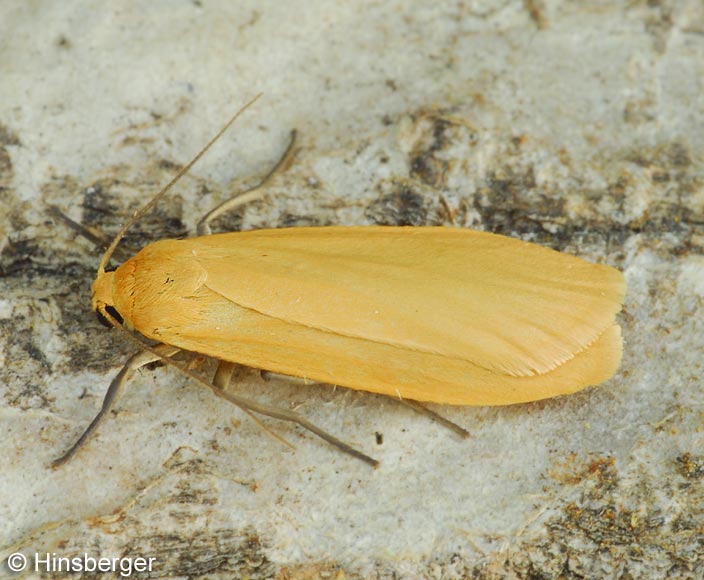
[{"left": 92, "top": 227, "right": 625, "bottom": 406}]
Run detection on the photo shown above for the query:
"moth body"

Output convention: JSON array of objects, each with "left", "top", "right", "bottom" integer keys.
[{"left": 92, "top": 226, "right": 625, "bottom": 405}]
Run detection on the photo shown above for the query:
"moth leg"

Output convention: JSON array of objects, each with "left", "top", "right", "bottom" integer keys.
[
  {"left": 260, "top": 370, "right": 316, "bottom": 385},
  {"left": 211, "top": 361, "right": 296, "bottom": 450},
  {"left": 197, "top": 129, "right": 297, "bottom": 236},
  {"left": 397, "top": 399, "right": 470, "bottom": 439},
  {"left": 212, "top": 359, "right": 237, "bottom": 390},
  {"left": 261, "top": 370, "right": 470, "bottom": 439},
  {"left": 48, "top": 205, "right": 134, "bottom": 264},
  {"left": 209, "top": 360, "right": 379, "bottom": 468},
  {"left": 51, "top": 344, "right": 180, "bottom": 468}
]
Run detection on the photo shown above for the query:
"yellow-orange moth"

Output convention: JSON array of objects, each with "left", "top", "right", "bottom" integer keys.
[
  {"left": 95, "top": 226, "right": 625, "bottom": 406},
  {"left": 53, "top": 97, "right": 626, "bottom": 467}
]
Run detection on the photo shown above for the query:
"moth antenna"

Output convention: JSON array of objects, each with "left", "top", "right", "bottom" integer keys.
[{"left": 98, "top": 93, "right": 263, "bottom": 274}]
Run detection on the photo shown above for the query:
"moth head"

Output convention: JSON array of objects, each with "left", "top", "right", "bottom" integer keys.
[{"left": 92, "top": 266, "right": 133, "bottom": 330}]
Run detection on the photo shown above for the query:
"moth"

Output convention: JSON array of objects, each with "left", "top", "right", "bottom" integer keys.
[{"left": 54, "top": 96, "right": 626, "bottom": 467}]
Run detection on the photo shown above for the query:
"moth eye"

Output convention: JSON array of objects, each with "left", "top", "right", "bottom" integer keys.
[{"left": 96, "top": 305, "right": 124, "bottom": 328}]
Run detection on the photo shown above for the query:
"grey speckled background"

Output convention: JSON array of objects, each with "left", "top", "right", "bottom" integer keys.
[{"left": 1, "top": 1, "right": 702, "bottom": 579}]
